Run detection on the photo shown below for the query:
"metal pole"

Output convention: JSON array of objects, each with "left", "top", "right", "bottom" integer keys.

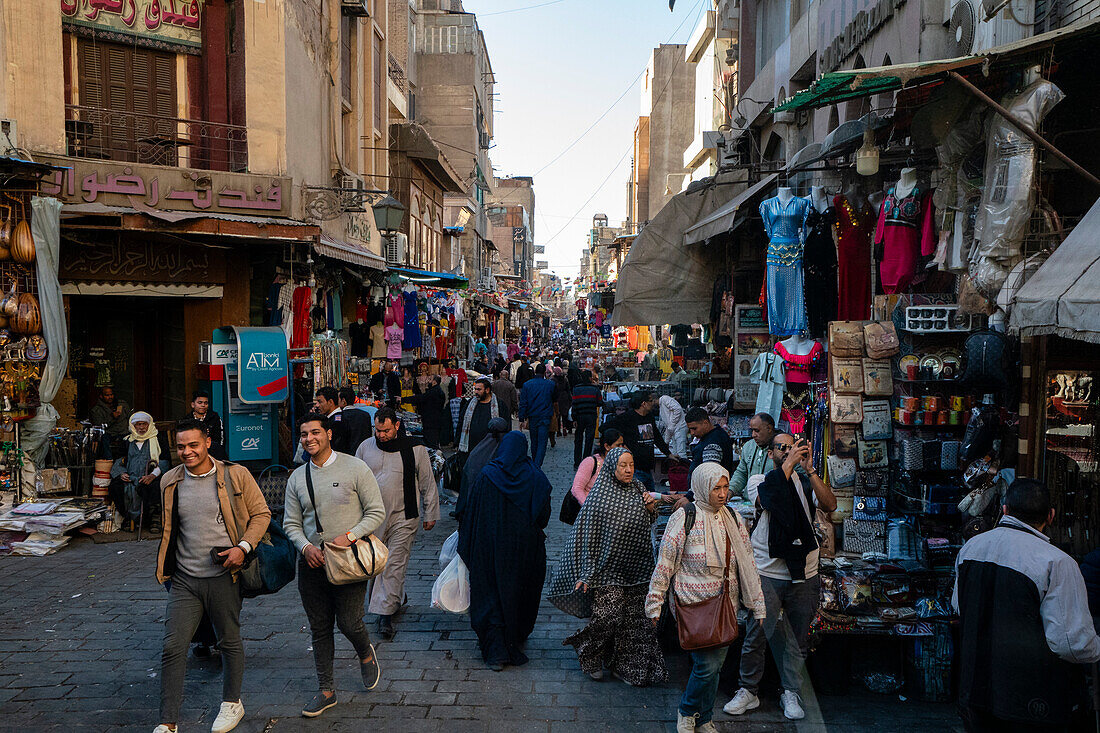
[{"left": 948, "top": 71, "right": 1100, "bottom": 189}]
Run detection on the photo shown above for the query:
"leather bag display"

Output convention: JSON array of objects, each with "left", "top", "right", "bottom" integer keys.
[
  {"left": 831, "top": 356, "right": 865, "bottom": 394},
  {"left": 305, "top": 462, "right": 389, "bottom": 585},
  {"left": 829, "top": 321, "right": 865, "bottom": 357},
  {"left": 863, "top": 321, "right": 900, "bottom": 359},
  {"left": 674, "top": 524, "right": 739, "bottom": 651}
]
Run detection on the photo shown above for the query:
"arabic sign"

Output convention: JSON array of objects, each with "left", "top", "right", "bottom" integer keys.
[
  {"left": 38, "top": 156, "right": 291, "bottom": 217},
  {"left": 62, "top": 0, "right": 203, "bottom": 49},
  {"left": 235, "top": 328, "right": 289, "bottom": 404},
  {"left": 818, "top": 0, "right": 907, "bottom": 73},
  {"left": 60, "top": 240, "right": 226, "bottom": 283}
]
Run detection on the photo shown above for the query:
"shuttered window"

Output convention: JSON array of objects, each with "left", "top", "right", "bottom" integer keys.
[
  {"left": 341, "top": 16, "right": 353, "bottom": 103},
  {"left": 76, "top": 39, "right": 178, "bottom": 163}
]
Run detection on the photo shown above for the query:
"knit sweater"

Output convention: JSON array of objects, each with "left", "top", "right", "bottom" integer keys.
[
  {"left": 646, "top": 506, "right": 767, "bottom": 620},
  {"left": 283, "top": 452, "right": 386, "bottom": 553}
]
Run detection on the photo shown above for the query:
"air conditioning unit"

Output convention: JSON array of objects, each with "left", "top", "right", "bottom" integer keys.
[
  {"left": 385, "top": 233, "right": 407, "bottom": 266},
  {"left": 773, "top": 110, "right": 796, "bottom": 124},
  {"left": 945, "top": 0, "right": 1032, "bottom": 55},
  {"left": 478, "top": 132, "right": 492, "bottom": 150},
  {"left": 0, "top": 119, "right": 16, "bottom": 152},
  {"left": 335, "top": 172, "right": 364, "bottom": 192},
  {"left": 340, "top": 0, "right": 370, "bottom": 16}
]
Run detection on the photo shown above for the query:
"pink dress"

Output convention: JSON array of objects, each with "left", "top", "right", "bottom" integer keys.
[
  {"left": 874, "top": 186, "right": 936, "bottom": 294},
  {"left": 774, "top": 341, "right": 824, "bottom": 385}
]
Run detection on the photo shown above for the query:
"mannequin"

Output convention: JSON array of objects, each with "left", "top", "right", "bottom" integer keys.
[
  {"left": 780, "top": 334, "right": 815, "bottom": 355},
  {"left": 775, "top": 335, "right": 823, "bottom": 386},
  {"left": 834, "top": 184, "right": 875, "bottom": 320},
  {"left": 875, "top": 170, "right": 936, "bottom": 293},
  {"left": 759, "top": 191, "right": 812, "bottom": 336},
  {"left": 1024, "top": 64, "right": 1042, "bottom": 86},
  {"left": 802, "top": 187, "right": 838, "bottom": 336},
  {"left": 810, "top": 185, "right": 830, "bottom": 213}
]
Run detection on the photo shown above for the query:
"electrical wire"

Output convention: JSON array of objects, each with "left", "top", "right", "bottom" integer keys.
[{"left": 479, "top": 0, "right": 568, "bottom": 16}]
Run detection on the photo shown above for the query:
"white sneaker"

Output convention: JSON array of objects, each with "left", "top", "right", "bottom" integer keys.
[
  {"left": 153, "top": 726, "right": 177, "bottom": 733},
  {"left": 696, "top": 721, "right": 719, "bottom": 733},
  {"left": 780, "top": 690, "right": 805, "bottom": 720},
  {"left": 676, "top": 710, "right": 698, "bottom": 732},
  {"left": 722, "top": 688, "right": 760, "bottom": 715},
  {"left": 211, "top": 700, "right": 244, "bottom": 733}
]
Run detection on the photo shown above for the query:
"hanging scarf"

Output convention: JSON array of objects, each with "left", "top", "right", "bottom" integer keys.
[
  {"left": 548, "top": 447, "right": 655, "bottom": 618},
  {"left": 375, "top": 425, "right": 423, "bottom": 520},
  {"left": 127, "top": 411, "right": 161, "bottom": 466},
  {"left": 458, "top": 394, "right": 500, "bottom": 452}
]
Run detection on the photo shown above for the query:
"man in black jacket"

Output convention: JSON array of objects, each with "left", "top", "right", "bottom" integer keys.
[
  {"left": 570, "top": 370, "right": 603, "bottom": 469},
  {"left": 409, "top": 375, "right": 447, "bottom": 449},
  {"left": 180, "top": 390, "right": 225, "bottom": 460},
  {"left": 953, "top": 478, "right": 1100, "bottom": 731},
  {"left": 337, "top": 387, "right": 374, "bottom": 454},
  {"left": 613, "top": 391, "right": 679, "bottom": 491},
  {"left": 368, "top": 360, "right": 402, "bottom": 407},
  {"left": 724, "top": 433, "right": 835, "bottom": 722},
  {"left": 514, "top": 357, "right": 534, "bottom": 390}
]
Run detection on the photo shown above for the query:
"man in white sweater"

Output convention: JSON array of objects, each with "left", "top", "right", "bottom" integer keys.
[
  {"left": 356, "top": 407, "right": 440, "bottom": 639},
  {"left": 283, "top": 412, "right": 386, "bottom": 719}
]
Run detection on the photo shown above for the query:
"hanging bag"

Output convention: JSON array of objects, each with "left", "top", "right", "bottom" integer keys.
[
  {"left": 560, "top": 456, "right": 597, "bottom": 525},
  {"left": 239, "top": 519, "right": 298, "bottom": 599},
  {"left": 305, "top": 462, "right": 389, "bottom": 585},
  {"left": 674, "top": 510, "right": 740, "bottom": 651}
]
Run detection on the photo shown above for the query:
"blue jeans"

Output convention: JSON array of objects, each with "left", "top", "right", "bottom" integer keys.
[
  {"left": 634, "top": 469, "right": 655, "bottom": 491},
  {"left": 680, "top": 645, "right": 730, "bottom": 723},
  {"left": 528, "top": 421, "right": 550, "bottom": 467}
]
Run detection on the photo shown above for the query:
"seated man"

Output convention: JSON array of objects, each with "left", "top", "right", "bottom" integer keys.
[{"left": 108, "top": 411, "right": 170, "bottom": 532}]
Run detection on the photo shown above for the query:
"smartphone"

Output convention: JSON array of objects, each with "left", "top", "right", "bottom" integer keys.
[{"left": 210, "top": 546, "right": 233, "bottom": 565}]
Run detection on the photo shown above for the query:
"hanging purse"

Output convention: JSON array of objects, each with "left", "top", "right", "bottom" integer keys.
[
  {"left": 829, "top": 321, "right": 865, "bottom": 357},
  {"left": 674, "top": 518, "right": 739, "bottom": 651},
  {"left": 831, "top": 356, "right": 865, "bottom": 394},
  {"left": 305, "top": 462, "right": 389, "bottom": 586},
  {"left": 862, "top": 358, "right": 894, "bottom": 396},
  {"left": 830, "top": 389, "right": 863, "bottom": 424},
  {"left": 864, "top": 321, "right": 900, "bottom": 359}
]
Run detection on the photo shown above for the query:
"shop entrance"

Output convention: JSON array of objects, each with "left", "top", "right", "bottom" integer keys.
[{"left": 69, "top": 296, "right": 186, "bottom": 424}]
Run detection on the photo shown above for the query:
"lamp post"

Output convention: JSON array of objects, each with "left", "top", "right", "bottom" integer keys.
[{"left": 371, "top": 194, "right": 406, "bottom": 236}]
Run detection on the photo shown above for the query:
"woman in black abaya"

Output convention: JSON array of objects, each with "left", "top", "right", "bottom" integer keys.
[{"left": 456, "top": 431, "right": 553, "bottom": 670}]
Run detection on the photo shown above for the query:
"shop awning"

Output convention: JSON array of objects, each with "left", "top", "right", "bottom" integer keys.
[
  {"left": 316, "top": 234, "right": 387, "bottom": 270},
  {"left": 479, "top": 300, "right": 507, "bottom": 314},
  {"left": 774, "top": 17, "right": 1100, "bottom": 113},
  {"left": 1010, "top": 196, "right": 1100, "bottom": 344},
  {"left": 58, "top": 202, "right": 318, "bottom": 241},
  {"left": 613, "top": 174, "right": 744, "bottom": 327},
  {"left": 683, "top": 173, "right": 778, "bottom": 245},
  {"left": 389, "top": 266, "right": 468, "bottom": 289},
  {"left": 389, "top": 122, "right": 465, "bottom": 193}
]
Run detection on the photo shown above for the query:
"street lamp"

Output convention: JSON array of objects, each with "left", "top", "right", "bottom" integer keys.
[{"left": 371, "top": 195, "right": 406, "bottom": 235}]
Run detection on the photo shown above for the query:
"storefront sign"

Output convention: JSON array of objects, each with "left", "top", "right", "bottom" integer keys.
[
  {"left": 60, "top": 240, "right": 225, "bottom": 283},
  {"left": 821, "top": 0, "right": 907, "bottom": 73},
  {"left": 235, "top": 328, "right": 289, "bottom": 404},
  {"left": 345, "top": 212, "right": 374, "bottom": 247},
  {"left": 61, "top": 0, "right": 203, "bottom": 49},
  {"left": 39, "top": 157, "right": 291, "bottom": 218}
]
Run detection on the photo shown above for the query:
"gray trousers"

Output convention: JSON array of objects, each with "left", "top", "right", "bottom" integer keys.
[
  {"left": 738, "top": 574, "right": 820, "bottom": 695},
  {"left": 160, "top": 572, "right": 244, "bottom": 723}
]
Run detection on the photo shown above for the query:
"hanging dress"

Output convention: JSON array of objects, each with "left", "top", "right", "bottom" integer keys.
[
  {"left": 403, "top": 290, "right": 422, "bottom": 349},
  {"left": 833, "top": 194, "right": 875, "bottom": 321},
  {"left": 802, "top": 202, "right": 837, "bottom": 338},
  {"left": 759, "top": 195, "right": 812, "bottom": 336},
  {"left": 874, "top": 185, "right": 936, "bottom": 294}
]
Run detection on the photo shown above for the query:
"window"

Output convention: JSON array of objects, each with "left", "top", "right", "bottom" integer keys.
[
  {"left": 75, "top": 39, "right": 178, "bottom": 164},
  {"left": 341, "top": 16, "right": 354, "bottom": 103},
  {"left": 374, "top": 32, "right": 384, "bottom": 132}
]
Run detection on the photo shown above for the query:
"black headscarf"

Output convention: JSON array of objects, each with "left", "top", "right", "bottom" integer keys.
[
  {"left": 376, "top": 423, "right": 423, "bottom": 520},
  {"left": 479, "top": 432, "right": 552, "bottom": 524},
  {"left": 459, "top": 417, "right": 510, "bottom": 496}
]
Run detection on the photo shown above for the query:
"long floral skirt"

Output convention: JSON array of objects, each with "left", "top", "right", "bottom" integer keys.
[{"left": 563, "top": 583, "right": 668, "bottom": 686}]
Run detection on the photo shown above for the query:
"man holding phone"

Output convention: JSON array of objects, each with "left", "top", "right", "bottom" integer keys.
[
  {"left": 152, "top": 419, "right": 272, "bottom": 733},
  {"left": 724, "top": 433, "right": 836, "bottom": 722}
]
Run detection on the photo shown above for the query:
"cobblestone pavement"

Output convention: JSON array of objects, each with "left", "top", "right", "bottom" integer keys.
[{"left": 0, "top": 435, "right": 962, "bottom": 732}]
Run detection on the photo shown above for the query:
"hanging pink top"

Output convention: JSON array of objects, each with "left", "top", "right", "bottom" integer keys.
[
  {"left": 388, "top": 294, "right": 404, "bottom": 329},
  {"left": 874, "top": 186, "right": 936, "bottom": 294},
  {"left": 774, "top": 341, "right": 824, "bottom": 384},
  {"left": 385, "top": 323, "right": 404, "bottom": 359}
]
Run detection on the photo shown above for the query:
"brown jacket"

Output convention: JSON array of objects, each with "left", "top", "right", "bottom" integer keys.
[{"left": 155, "top": 459, "right": 271, "bottom": 584}]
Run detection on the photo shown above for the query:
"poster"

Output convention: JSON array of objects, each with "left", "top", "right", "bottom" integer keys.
[{"left": 733, "top": 305, "right": 771, "bottom": 409}]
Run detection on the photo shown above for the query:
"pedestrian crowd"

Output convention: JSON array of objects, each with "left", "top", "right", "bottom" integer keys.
[{"left": 143, "top": 340, "right": 1100, "bottom": 733}]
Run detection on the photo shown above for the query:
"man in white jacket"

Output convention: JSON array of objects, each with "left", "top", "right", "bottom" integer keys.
[{"left": 658, "top": 394, "right": 687, "bottom": 460}]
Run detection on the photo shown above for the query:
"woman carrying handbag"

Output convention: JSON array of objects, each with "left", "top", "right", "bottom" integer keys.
[{"left": 646, "top": 463, "right": 767, "bottom": 733}]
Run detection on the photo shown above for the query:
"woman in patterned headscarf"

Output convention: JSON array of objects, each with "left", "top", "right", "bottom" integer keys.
[{"left": 548, "top": 446, "right": 668, "bottom": 686}]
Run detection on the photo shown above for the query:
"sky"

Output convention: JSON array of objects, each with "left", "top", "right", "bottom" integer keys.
[{"left": 462, "top": 0, "right": 708, "bottom": 284}]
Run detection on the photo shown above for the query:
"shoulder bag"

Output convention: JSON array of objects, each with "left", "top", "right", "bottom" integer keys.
[
  {"left": 305, "top": 462, "right": 389, "bottom": 585},
  {"left": 560, "top": 456, "right": 597, "bottom": 525},
  {"left": 674, "top": 515, "right": 739, "bottom": 651}
]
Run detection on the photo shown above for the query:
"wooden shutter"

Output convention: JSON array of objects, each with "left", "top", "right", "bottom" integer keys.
[{"left": 341, "top": 17, "right": 353, "bottom": 103}]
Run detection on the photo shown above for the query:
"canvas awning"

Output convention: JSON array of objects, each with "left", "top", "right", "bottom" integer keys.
[
  {"left": 1010, "top": 197, "right": 1100, "bottom": 344},
  {"left": 773, "top": 17, "right": 1100, "bottom": 113},
  {"left": 613, "top": 174, "right": 746, "bottom": 326},
  {"left": 683, "top": 173, "right": 778, "bottom": 245},
  {"left": 389, "top": 266, "right": 469, "bottom": 289},
  {"left": 316, "top": 234, "right": 387, "bottom": 270}
]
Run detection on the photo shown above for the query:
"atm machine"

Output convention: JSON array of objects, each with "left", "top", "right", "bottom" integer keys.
[{"left": 197, "top": 326, "right": 288, "bottom": 464}]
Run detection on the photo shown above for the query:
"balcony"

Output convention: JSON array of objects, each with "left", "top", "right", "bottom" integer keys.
[
  {"left": 65, "top": 105, "right": 248, "bottom": 172},
  {"left": 388, "top": 54, "right": 407, "bottom": 92}
]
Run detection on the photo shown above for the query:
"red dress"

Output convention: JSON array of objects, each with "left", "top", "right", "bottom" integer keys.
[
  {"left": 874, "top": 186, "right": 936, "bottom": 294},
  {"left": 833, "top": 194, "right": 874, "bottom": 321}
]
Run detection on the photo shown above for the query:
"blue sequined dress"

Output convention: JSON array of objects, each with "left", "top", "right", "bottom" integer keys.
[{"left": 760, "top": 195, "right": 811, "bottom": 336}]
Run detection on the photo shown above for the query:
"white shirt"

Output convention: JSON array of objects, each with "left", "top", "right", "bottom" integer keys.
[{"left": 751, "top": 472, "right": 819, "bottom": 581}]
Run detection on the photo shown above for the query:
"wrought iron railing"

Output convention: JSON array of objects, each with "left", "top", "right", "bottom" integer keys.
[
  {"left": 388, "top": 54, "right": 407, "bottom": 93},
  {"left": 64, "top": 104, "right": 248, "bottom": 172}
]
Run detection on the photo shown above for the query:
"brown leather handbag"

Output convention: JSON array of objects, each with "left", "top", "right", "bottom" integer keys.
[{"left": 674, "top": 532, "right": 739, "bottom": 651}]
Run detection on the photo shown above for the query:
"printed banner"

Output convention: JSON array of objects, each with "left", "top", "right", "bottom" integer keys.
[{"left": 61, "top": 0, "right": 203, "bottom": 49}]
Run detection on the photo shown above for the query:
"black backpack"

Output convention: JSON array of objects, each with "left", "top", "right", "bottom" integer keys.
[{"left": 959, "top": 330, "right": 1014, "bottom": 393}]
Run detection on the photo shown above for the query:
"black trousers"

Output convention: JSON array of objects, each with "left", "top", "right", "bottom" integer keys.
[
  {"left": 574, "top": 417, "right": 596, "bottom": 469},
  {"left": 298, "top": 558, "right": 374, "bottom": 692}
]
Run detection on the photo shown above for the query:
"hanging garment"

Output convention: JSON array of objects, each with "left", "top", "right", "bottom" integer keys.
[
  {"left": 834, "top": 194, "right": 875, "bottom": 321},
  {"left": 774, "top": 341, "right": 824, "bottom": 385},
  {"left": 388, "top": 293, "right": 404, "bottom": 328},
  {"left": 370, "top": 323, "right": 386, "bottom": 359},
  {"left": 403, "top": 290, "right": 422, "bottom": 349},
  {"left": 385, "top": 323, "right": 404, "bottom": 359},
  {"left": 760, "top": 196, "right": 812, "bottom": 336},
  {"left": 874, "top": 186, "right": 936, "bottom": 294},
  {"left": 802, "top": 203, "right": 838, "bottom": 338},
  {"left": 291, "top": 286, "right": 313, "bottom": 349},
  {"left": 750, "top": 351, "right": 786, "bottom": 422}
]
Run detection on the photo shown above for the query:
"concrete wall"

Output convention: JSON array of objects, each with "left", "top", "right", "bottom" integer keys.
[
  {"left": 0, "top": 1, "right": 67, "bottom": 154},
  {"left": 244, "top": 0, "right": 289, "bottom": 175},
  {"left": 644, "top": 44, "right": 695, "bottom": 221}
]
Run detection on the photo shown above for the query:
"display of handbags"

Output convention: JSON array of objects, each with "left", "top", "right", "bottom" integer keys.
[
  {"left": 854, "top": 495, "right": 888, "bottom": 521},
  {"left": 831, "top": 356, "right": 865, "bottom": 394},
  {"left": 843, "top": 517, "right": 887, "bottom": 554}
]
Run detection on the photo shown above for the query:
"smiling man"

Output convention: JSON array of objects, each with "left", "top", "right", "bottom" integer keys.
[{"left": 153, "top": 418, "right": 271, "bottom": 733}]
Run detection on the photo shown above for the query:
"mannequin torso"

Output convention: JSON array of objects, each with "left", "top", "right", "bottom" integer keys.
[
  {"left": 777, "top": 187, "right": 794, "bottom": 205},
  {"left": 810, "top": 186, "right": 830, "bottom": 213},
  {"left": 781, "top": 334, "right": 816, "bottom": 355},
  {"left": 894, "top": 167, "right": 918, "bottom": 200}
]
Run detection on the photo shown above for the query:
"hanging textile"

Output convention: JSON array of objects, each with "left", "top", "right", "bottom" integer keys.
[{"left": 292, "top": 286, "right": 313, "bottom": 348}]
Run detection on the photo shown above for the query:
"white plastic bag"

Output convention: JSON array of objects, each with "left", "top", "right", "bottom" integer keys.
[
  {"left": 431, "top": 555, "right": 470, "bottom": 614},
  {"left": 439, "top": 530, "right": 459, "bottom": 569}
]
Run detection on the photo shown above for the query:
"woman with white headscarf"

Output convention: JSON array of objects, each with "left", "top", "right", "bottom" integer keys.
[
  {"left": 108, "top": 411, "right": 171, "bottom": 531},
  {"left": 658, "top": 394, "right": 687, "bottom": 458},
  {"left": 646, "top": 463, "right": 766, "bottom": 732}
]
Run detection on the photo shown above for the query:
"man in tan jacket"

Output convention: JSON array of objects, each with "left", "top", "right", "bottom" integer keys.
[{"left": 152, "top": 418, "right": 271, "bottom": 733}]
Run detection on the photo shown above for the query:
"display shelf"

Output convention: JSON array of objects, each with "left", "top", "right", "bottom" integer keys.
[{"left": 893, "top": 421, "right": 967, "bottom": 431}]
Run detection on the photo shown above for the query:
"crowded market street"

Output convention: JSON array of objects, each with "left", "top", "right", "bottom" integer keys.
[{"left": 0, "top": 434, "right": 959, "bottom": 732}]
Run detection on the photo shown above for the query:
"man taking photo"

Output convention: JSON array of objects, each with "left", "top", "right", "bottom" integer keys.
[{"left": 152, "top": 419, "right": 271, "bottom": 733}]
